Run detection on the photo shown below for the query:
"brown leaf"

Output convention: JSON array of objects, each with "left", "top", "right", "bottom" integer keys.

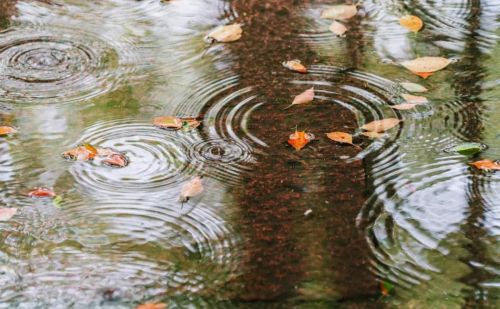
[
  {"left": 401, "top": 93, "right": 428, "bottom": 104},
  {"left": 399, "top": 15, "right": 423, "bottom": 32},
  {"left": 470, "top": 160, "right": 500, "bottom": 171},
  {"left": 329, "top": 21, "right": 347, "bottom": 36},
  {"left": 361, "top": 118, "right": 401, "bottom": 133},
  {"left": 390, "top": 103, "right": 418, "bottom": 110},
  {"left": 153, "top": 116, "right": 182, "bottom": 129},
  {"left": 321, "top": 4, "right": 357, "bottom": 20},
  {"left": 179, "top": 177, "right": 204, "bottom": 203},
  {"left": 102, "top": 153, "right": 129, "bottom": 168},
  {"left": 0, "top": 208, "right": 17, "bottom": 221},
  {"left": 401, "top": 57, "right": 452, "bottom": 78},
  {"left": 288, "top": 130, "right": 313, "bottom": 151},
  {"left": 206, "top": 24, "right": 242, "bottom": 43},
  {"left": 284, "top": 87, "right": 315, "bottom": 109},
  {"left": 28, "top": 187, "right": 56, "bottom": 198},
  {"left": 362, "top": 131, "right": 385, "bottom": 139},
  {"left": 136, "top": 303, "right": 167, "bottom": 309},
  {"left": 282, "top": 59, "right": 307, "bottom": 73},
  {"left": 0, "top": 126, "right": 16, "bottom": 136},
  {"left": 62, "top": 145, "right": 97, "bottom": 161}
]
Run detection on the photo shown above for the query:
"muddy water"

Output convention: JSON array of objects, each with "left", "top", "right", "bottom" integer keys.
[{"left": 0, "top": 0, "right": 499, "bottom": 308}]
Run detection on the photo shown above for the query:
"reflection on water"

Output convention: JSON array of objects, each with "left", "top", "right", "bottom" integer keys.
[{"left": 0, "top": 0, "right": 499, "bottom": 307}]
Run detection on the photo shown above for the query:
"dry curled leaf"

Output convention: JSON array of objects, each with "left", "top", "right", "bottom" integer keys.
[
  {"left": 205, "top": 24, "right": 242, "bottom": 43},
  {"left": 390, "top": 103, "right": 418, "bottom": 110},
  {"left": 401, "top": 93, "right": 428, "bottom": 104},
  {"left": 321, "top": 4, "right": 357, "bottom": 20},
  {"left": 284, "top": 87, "right": 315, "bottom": 109},
  {"left": 179, "top": 177, "right": 204, "bottom": 203},
  {"left": 361, "top": 118, "right": 401, "bottom": 133},
  {"left": 288, "top": 130, "right": 314, "bottom": 151},
  {"left": 399, "top": 82, "right": 428, "bottom": 93},
  {"left": 28, "top": 187, "right": 56, "bottom": 198},
  {"left": 136, "top": 303, "right": 167, "bottom": 309},
  {"left": 282, "top": 59, "right": 307, "bottom": 73},
  {"left": 0, "top": 208, "right": 17, "bottom": 221},
  {"left": 401, "top": 57, "right": 452, "bottom": 78},
  {"left": 329, "top": 21, "right": 347, "bottom": 36},
  {"left": 0, "top": 126, "right": 17, "bottom": 136},
  {"left": 470, "top": 160, "right": 500, "bottom": 171},
  {"left": 399, "top": 15, "right": 423, "bottom": 32}
]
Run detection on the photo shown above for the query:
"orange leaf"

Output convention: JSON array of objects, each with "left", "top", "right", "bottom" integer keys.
[
  {"left": 399, "top": 15, "right": 423, "bottom": 32},
  {"left": 136, "top": 303, "right": 167, "bottom": 309},
  {"left": 282, "top": 59, "right": 307, "bottom": 73},
  {"left": 288, "top": 130, "right": 313, "bottom": 151},
  {"left": 326, "top": 131, "right": 361, "bottom": 150},
  {"left": 28, "top": 187, "right": 56, "bottom": 198},
  {"left": 0, "top": 208, "right": 17, "bottom": 221},
  {"left": 401, "top": 57, "right": 452, "bottom": 78},
  {"left": 415, "top": 72, "right": 434, "bottom": 79},
  {"left": 284, "top": 87, "right": 315, "bottom": 109},
  {"left": 470, "top": 160, "right": 500, "bottom": 171},
  {"left": 179, "top": 177, "right": 204, "bottom": 203},
  {"left": 102, "top": 153, "right": 129, "bottom": 168},
  {"left": 361, "top": 118, "right": 401, "bottom": 133},
  {"left": 0, "top": 126, "right": 16, "bottom": 136},
  {"left": 62, "top": 145, "right": 97, "bottom": 161},
  {"left": 205, "top": 24, "right": 242, "bottom": 43}
]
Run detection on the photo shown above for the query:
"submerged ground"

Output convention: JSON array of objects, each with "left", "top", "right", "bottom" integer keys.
[{"left": 0, "top": 0, "right": 499, "bottom": 308}]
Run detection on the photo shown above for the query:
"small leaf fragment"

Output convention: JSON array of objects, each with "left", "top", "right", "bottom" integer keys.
[
  {"left": 285, "top": 87, "right": 315, "bottom": 109},
  {"left": 0, "top": 126, "right": 16, "bottom": 136},
  {"left": 329, "top": 21, "right": 347, "bottom": 36},
  {"left": 399, "top": 82, "right": 428, "bottom": 93},
  {"left": 288, "top": 130, "right": 314, "bottom": 151},
  {"left": 28, "top": 187, "right": 56, "bottom": 198},
  {"left": 0, "top": 208, "right": 17, "bottom": 221},
  {"left": 361, "top": 118, "right": 401, "bottom": 133},
  {"left": 399, "top": 15, "right": 423, "bottom": 32},
  {"left": 390, "top": 103, "right": 418, "bottom": 110},
  {"left": 282, "top": 59, "right": 307, "bottom": 73},
  {"left": 321, "top": 4, "right": 357, "bottom": 20},
  {"left": 179, "top": 177, "right": 204, "bottom": 203},
  {"left": 401, "top": 93, "right": 428, "bottom": 104},
  {"left": 136, "top": 303, "right": 167, "bottom": 309},
  {"left": 205, "top": 24, "right": 242, "bottom": 43},
  {"left": 445, "top": 143, "right": 487, "bottom": 155},
  {"left": 401, "top": 57, "right": 452, "bottom": 78},
  {"left": 62, "top": 145, "right": 97, "bottom": 161},
  {"left": 470, "top": 159, "right": 500, "bottom": 171}
]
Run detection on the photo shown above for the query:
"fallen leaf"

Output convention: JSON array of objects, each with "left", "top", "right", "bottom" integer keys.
[
  {"left": 102, "top": 153, "right": 129, "bottom": 168},
  {"left": 28, "top": 187, "right": 56, "bottom": 198},
  {"left": 390, "top": 103, "right": 418, "bottom": 110},
  {"left": 0, "top": 208, "right": 17, "bottom": 221},
  {"left": 362, "top": 131, "right": 385, "bottom": 139},
  {"left": 326, "top": 131, "right": 361, "bottom": 149},
  {"left": 181, "top": 118, "right": 201, "bottom": 130},
  {"left": 205, "top": 24, "right": 242, "bottom": 43},
  {"left": 0, "top": 126, "right": 16, "bottom": 136},
  {"left": 470, "top": 159, "right": 500, "bottom": 171},
  {"left": 321, "top": 4, "right": 357, "bottom": 20},
  {"left": 401, "top": 93, "right": 428, "bottom": 104},
  {"left": 136, "top": 303, "right": 167, "bottom": 309},
  {"left": 179, "top": 177, "right": 204, "bottom": 203},
  {"left": 288, "top": 130, "right": 314, "bottom": 151},
  {"left": 399, "top": 82, "right": 428, "bottom": 93},
  {"left": 282, "top": 59, "right": 307, "bottom": 73},
  {"left": 284, "top": 87, "right": 315, "bottom": 109},
  {"left": 445, "top": 142, "right": 487, "bottom": 155},
  {"left": 153, "top": 116, "right": 182, "bottom": 129},
  {"left": 399, "top": 15, "right": 423, "bottom": 32},
  {"left": 401, "top": 57, "right": 452, "bottom": 78},
  {"left": 361, "top": 118, "right": 401, "bottom": 133},
  {"left": 62, "top": 145, "right": 97, "bottom": 161},
  {"left": 53, "top": 195, "right": 63, "bottom": 208},
  {"left": 329, "top": 21, "right": 347, "bottom": 36}
]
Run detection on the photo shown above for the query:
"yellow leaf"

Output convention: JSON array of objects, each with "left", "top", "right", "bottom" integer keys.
[
  {"left": 180, "top": 177, "right": 204, "bottom": 202},
  {"left": 321, "top": 4, "right": 357, "bottom": 20},
  {"left": 401, "top": 93, "right": 428, "bottom": 104},
  {"left": 282, "top": 59, "right": 307, "bottom": 73},
  {"left": 206, "top": 24, "right": 242, "bottom": 43},
  {"left": 401, "top": 57, "right": 452, "bottom": 78},
  {"left": 361, "top": 118, "right": 401, "bottom": 133},
  {"left": 399, "top": 15, "right": 423, "bottom": 32},
  {"left": 329, "top": 21, "right": 347, "bottom": 36},
  {"left": 470, "top": 160, "right": 500, "bottom": 171},
  {"left": 284, "top": 87, "right": 315, "bottom": 109},
  {"left": 0, "top": 126, "right": 16, "bottom": 136}
]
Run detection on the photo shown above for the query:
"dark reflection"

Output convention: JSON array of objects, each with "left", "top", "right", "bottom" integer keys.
[{"left": 224, "top": 0, "right": 378, "bottom": 303}]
